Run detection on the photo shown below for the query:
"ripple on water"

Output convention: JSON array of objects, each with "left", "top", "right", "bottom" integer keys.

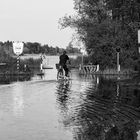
[{"left": 55, "top": 75, "right": 140, "bottom": 140}]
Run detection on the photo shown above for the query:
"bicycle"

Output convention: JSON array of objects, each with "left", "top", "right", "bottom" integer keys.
[{"left": 56, "top": 63, "right": 72, "bottom": 81}]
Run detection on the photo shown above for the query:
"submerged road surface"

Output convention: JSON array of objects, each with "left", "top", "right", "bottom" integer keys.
[
  {"left": 0, "top": 56, "right": 140, "bottom": 140},
  {"left": 0, "top": 70, "right": 96, "bottom": 140}
]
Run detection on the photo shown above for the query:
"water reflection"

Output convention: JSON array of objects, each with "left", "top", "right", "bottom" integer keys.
[
  {"left": 11, "top": 83, "right": 24, "bottom": 117},
  {"left": 56, "top": 75, "right": 140, "bottom": 140}
]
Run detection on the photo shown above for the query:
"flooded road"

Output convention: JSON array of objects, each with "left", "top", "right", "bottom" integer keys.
[{"left": 0, "top": 56, "right": 140, "bottom": 140}]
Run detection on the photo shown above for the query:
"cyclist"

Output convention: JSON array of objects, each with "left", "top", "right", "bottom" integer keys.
[{"left": 59, "top": 51, "right": 70, "bottom": 78}]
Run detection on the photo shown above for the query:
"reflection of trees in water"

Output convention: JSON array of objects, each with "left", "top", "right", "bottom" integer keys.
[
  {"left": 120, "top": 86, "right": 140, "bottom": 109},
  {"left": 71, "top": 77, "right": 140, "bottom": 140}
]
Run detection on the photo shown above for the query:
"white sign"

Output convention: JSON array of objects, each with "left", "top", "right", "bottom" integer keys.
[
  {"left": 13, "top": 42, "right": 24, "bottom": 56},
  {"left": 138, "top": 30, "right": 140, "bottom": 44}
]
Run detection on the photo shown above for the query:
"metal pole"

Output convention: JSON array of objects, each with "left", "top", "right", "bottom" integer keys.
[
  {"left": 117, "top": 52, "right": 120, "bottom": 72},
  {"left": 138, "top": 46, "right": 140, "bottom": 53},
  {"left": 138, "top": 30, "right": 140, "bottom": 53},
  {"left": 138, "top": 30, "right": 140, "bottom": 44},
  {"left": 17, "top": 55, "right": 20, "bottom": 81},
  {"left": 17, "top": 56, "right": 20, "bottom": 72},
  {"left": 82, "top": 54, "right": 83, "bottom": 65}
]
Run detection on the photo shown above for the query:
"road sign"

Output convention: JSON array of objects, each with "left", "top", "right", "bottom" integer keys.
[
  {"left": 13, "top": 42, "right": 24, "bottom": 56},
  {"left": 138, "top": 30, "right": 140, "bottom": 44}
]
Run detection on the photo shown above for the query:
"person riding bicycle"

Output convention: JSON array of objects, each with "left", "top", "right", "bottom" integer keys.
[{"left": 59, "top": 51, "right": 70, "bottom": 77}]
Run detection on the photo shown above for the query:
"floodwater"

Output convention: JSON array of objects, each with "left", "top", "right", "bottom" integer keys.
[{"left": 0, "top": 56, "right": 140, "bottom": 140}]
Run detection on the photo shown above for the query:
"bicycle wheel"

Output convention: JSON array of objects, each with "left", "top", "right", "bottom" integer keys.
[
  {"left": 66, "top": 70, "right": 72, "bottom": 80},
  {"left": 63, "top": 70, "right": 72, "bottom": 85},
  {"left": 57, "top": 69, "right": 64, "bottom": 80}
]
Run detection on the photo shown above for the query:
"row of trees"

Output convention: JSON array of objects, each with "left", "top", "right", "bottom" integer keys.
[
  {"left": 0, "top": 40, "right": 81, "bottom": 73},
  {"left": 60, "top": 0, "right": 140, "bottom": 70},
  {"left": 0, "top": 40, "right": 81, "bottom": 58},
  {"left": 24, "top": 41, "right": 80, "bottom": 55}
]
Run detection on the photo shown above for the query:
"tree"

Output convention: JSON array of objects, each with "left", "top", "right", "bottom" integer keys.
[{"left": 59, "top": 0, "right": 140, "bottom": 70}]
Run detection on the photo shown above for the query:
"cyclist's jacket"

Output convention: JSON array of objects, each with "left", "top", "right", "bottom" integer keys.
[{"left": 59, "top": 54, "right": 69, "bottom": 66}]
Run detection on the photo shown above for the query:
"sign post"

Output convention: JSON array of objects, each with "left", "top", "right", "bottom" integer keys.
[
  {"left": 116, "top": 47, "right": 120, "bottom": 73},
  {"left": 138, "top": 30, "right": 140, "bottom": 53},
  {"left": 138, "top": 30, "right": 140, "bottom": 44},
  {"left": 13, "top": 42, "right": 24, "bottom": 74}
]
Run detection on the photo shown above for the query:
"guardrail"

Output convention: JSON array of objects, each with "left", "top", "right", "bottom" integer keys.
[{"left": 79, "top": 64, "right": 99, "bottom": 74}]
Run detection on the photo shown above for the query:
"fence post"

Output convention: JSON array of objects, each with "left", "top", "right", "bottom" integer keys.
[{"left": 96, "top": 64, "right": 99, "bottom": 72}]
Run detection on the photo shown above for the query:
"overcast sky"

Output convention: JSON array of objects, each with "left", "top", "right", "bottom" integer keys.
[{"left": 0, "top": 0, "right": 75, "bottom": 48}]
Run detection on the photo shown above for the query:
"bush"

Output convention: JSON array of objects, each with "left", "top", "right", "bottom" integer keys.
[
  {"left": 70, "top": 55, "right": 90, "bottom": 68},
  {"left": 20, "top": 58, "right": 41, "bottom": 71}
]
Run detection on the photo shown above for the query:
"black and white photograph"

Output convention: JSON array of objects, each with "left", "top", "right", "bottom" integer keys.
[{"left": 0, "top": 0, "right": 140, "bottom": 139}]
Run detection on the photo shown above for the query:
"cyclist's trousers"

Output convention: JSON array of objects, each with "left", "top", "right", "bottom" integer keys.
[{"left": 61, "top": 64, "right": 68, "bottom": 76}]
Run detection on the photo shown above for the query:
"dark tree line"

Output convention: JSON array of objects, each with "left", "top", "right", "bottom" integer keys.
[
  {"left": 0, "top": 40, "right": 81, "bottom": 73},
  {"left": 24, "top": 42, "right": 80, "bottom": 55},
  {"left": 0, "top": 41, "right": 81, "bottom": 57},
  {"left": 60, "top": 0, "right": 140, "bottom": 70}
]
